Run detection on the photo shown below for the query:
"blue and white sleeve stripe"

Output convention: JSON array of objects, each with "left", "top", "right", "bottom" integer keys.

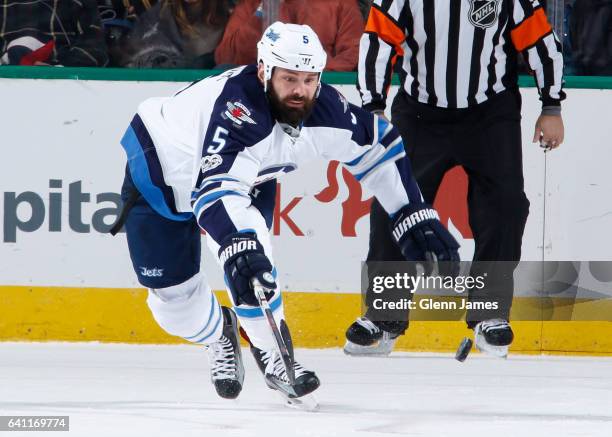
[
  {"left": 343, "top": 115, "right": 424, "bottom": 214},
  {"left": 191, "top": 175, "right": 251, "bottom": 224},
  {"left": 343, "top": 120, "right": 406, "bottom": 182}
]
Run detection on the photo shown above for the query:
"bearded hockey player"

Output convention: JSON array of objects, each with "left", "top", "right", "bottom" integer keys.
[{"left": 113, "top": 21, "right": 459, "bottom": 407}]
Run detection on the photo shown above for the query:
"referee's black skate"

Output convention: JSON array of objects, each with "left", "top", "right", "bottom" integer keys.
[
  {"left": 344, "top": 317, "right": 400, "bottom": 356},
  {"left": 474, "top": 318, "right": 514, "bottom": 358},
  {"left": 205, "top": 306, "right": 245, "bottom": 399}
]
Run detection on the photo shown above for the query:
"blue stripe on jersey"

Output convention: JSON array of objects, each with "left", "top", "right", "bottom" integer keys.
[
  {"left": 345, "top": 149, "right": 369, "bottom": 166},
  {"left": 121, "top": 116, "right": 192, "bottom": 221},
  {"left": 193, "top": 190, "right": 247, "bottom": 218},
  {"left": 194, "top": 176, "right": 241, "bottom": 196},
  {"left": 377, "top": 117, "right": 391, "bottom": 141},
  {"left": 191, "top": 182, "right": 222, "bottom": 201},
  {"left": 258, "top": 164, "right": 297, "bottom": 177},
  {"left": 234, "top": 293, "right": 283, "bottom": 318},
  {"left": 354, "top": 142, "right": 406, "bottom": 181},
  {"left": 379, "top": 132, "right": 398, "bottom": 149}
]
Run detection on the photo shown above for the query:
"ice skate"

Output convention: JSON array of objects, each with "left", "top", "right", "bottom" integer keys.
[
  {"left": 474, "top": 318, "right": 514, "bottom": 358},
  {"left": 205, "top": 307, "right": 245, "bottom": 399},
  {"left": 344, "top": 317, "right": 399, "bottom": 356},
  {"left": 251, "top": 346, "right": 320, "bottom": 411}
]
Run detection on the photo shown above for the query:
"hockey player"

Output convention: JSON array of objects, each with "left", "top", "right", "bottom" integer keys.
[{"left": 113, "top": 21, "right": 459, "bottom": 403}]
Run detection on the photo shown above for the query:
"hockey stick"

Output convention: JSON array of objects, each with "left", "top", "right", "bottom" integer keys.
[{"left": 252, "top": 278, "right": 296, "bottom": 385}]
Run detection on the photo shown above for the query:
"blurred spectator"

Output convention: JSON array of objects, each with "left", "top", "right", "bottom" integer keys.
[
  {"left": 124, "top": 0, "right": 161, "bottom": 17},
  {"left": 358, "top": 0, "right": 373, "bottom": 21},
  {"left": 562, "top": 0, "right": 577, "bottom": 75},
  {"left": 98, "top": 1, "right": 160, "bottom": 66},
  {"left": 98, "top": 0, "right": 159, "bottom": 24},
  {"left": 569, "top": 0, "right": 612, "bottom": 75},
  {"left": 215, "top": 0, "right": 364, "bottom": 71},
  {"left": 119, "top": 0, "right": 231, "bottom": 68},
  {"left": 0, "top": 0, "right": 108, "bottom": 66}
]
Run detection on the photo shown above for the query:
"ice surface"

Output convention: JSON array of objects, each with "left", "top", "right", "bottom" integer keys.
[{"left": 0, "top": 342, "right": 610, "bottom": 437}]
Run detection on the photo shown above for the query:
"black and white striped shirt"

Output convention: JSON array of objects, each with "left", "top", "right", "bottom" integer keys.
[{"left": 358, "top": 0, "right": 565, "bottom": 110}]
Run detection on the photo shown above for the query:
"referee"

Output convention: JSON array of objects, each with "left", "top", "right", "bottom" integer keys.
[{"left": 345, "top": 0, "right": 565, "bottom": 356}]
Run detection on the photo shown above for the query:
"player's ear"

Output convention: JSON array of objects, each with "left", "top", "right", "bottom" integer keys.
[{"left": 257, "top": 62, "right": 265, "bottom": 84}]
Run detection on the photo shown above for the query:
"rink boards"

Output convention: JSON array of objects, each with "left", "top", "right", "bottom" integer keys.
[
  {"left": 2, "top": 285, "right": 612, "bottom": 355},
  {"left": 0, "top": 70, "right": 611, "bottom": 354}
]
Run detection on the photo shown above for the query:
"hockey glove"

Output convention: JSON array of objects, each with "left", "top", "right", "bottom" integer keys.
[
  {"left": 390, "top": 203, "right": 460, "bottom": 275},
  {"left": 219, "top": 232, "right": 277, "bottom": 306}
]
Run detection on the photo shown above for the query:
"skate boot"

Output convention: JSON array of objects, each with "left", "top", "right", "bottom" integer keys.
[
  {"left": 251, "top": 347, "right": 320, "bottom": 398},
  {"left": 205, "top": 306, "right": 245, "bottom": 399},
  {"left": 474, "top": 318, "right": 514, "bottom": 358},
  {"left": 248, "top": 319, "right": 319, "bottom": 410},
  {"left": 344, "top": 317, "right": 400, "bottom": 356}
]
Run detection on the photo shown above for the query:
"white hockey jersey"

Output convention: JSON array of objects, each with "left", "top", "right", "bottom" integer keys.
[{"left": 120, "top": 65, "right": 423, "bottom": 245}]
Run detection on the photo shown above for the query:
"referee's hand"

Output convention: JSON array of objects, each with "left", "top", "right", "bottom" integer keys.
[{"left": 533, "top": 114, "right": 564, "bottom": 150}]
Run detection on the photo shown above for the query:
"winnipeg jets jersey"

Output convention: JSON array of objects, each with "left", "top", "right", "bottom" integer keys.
[{"left": 120, "top": 65, "right": 423, "bottom": 244}]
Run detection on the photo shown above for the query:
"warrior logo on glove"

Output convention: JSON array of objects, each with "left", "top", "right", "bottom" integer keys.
[
  {"left": 219, "top": 232, "right": 277, "bottom": 306},
  {"left": 391, "top": 203, "right": 461, "bottom": 275},
  {"left": 391, "top": 208, "right": 440, "bottom": 241}
]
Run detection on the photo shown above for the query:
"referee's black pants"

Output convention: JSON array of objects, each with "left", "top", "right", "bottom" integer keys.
[{"left": 364, "top": 89, "right": 530, "bottom": 331}]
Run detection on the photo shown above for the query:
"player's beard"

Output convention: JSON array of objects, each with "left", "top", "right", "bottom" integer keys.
[{"left": 267, "top": 85, "right": 316, "bottom": 127}]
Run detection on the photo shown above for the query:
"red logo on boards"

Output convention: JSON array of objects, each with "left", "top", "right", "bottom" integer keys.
[{"left": 257, "top": 163, "right": 473, "bottom": 239}]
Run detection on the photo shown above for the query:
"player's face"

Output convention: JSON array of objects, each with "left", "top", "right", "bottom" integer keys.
[{"left": 261, "top": 66, "right": 319, "bottom": 126}]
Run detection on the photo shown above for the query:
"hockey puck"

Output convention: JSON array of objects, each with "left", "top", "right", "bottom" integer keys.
[{"left": 455, "top": 337, "right": 473, "bottom": 362}]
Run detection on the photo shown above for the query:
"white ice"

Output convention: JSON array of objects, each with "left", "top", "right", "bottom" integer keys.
[{"left": 0, "top": 342, "right": 610, "bottom": 437}]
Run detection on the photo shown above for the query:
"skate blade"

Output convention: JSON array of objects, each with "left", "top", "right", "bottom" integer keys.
[
  {"left": 474, "top": 335, "right": 509, "bottom": 358},
  {"left": 277, "top": 392, "right": 319, "bottom": 412},
  {"left": 343, "top": 339, "right": 395, "bottom": 357}
]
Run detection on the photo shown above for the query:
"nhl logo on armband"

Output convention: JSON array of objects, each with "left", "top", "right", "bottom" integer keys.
[
  {"left": 200, "top": 154, "right": 223, "bottom": 173},
  {"left": 223, "top": 101, "right": 257, "bottom": 126},
  {"left": 468, "top": 0, "right": 500, "bottom": 29}
]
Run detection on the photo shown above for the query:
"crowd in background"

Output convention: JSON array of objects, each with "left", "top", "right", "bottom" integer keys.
[{"left": 0, "top": 0, "right": 610, "bottom": 75}]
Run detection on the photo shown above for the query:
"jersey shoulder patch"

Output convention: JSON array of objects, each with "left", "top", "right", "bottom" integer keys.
[{"left": 205, "top": 65, "right": 274, "bottom": 151}]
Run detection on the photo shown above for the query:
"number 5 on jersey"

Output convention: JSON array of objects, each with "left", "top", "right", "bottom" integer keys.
[{"left": 206, "top": 126, "right": 229, "bottom": 153}]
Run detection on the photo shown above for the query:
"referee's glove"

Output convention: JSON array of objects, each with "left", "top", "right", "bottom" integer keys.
[{"left": 390, "top": 203, "right": 460, "bottom": 275}]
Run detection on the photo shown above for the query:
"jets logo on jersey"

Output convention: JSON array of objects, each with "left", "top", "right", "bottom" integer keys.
[
  {"left": 223, "top": 101, "right": 256, "bottom": 126},
  {"left": 140, "top": 267, "right": 164, "bottom": 277},
  {"left": 201, "top": 154, "right": 223, "bottom": 173},
  {"left": 468, "top": 0, "right": 500, "bottom": 29}
]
